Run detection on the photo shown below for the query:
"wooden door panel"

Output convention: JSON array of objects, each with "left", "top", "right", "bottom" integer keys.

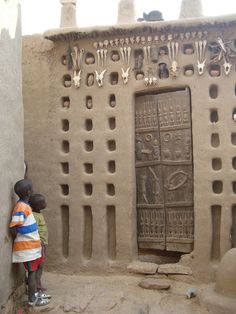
[{"left": 136, "top": 89, "right": 194, "bottom": 252}]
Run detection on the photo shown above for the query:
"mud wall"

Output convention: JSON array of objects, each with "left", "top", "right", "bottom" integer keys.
[
  {"left": 23, "top": 17, "right": 236, "bottom": 281},
  {"left": 0, "top": 0, "right": 24, "bottom": 308}
]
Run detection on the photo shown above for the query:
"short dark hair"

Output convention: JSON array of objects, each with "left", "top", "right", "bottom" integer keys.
[
  {"left": 14, "top": 179, "right": 32, "bottom": 198},
  {"left": 29, "top": 194, "right": 46, "bottom": 211}
]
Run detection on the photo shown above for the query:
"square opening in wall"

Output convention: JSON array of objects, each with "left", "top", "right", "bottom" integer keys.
[
  {"left": 232, "top": 157, "right": 236, "bottom": 170},
  {"left": 212, "top": 158, "right": 221, "bottom": 171},
  {"left": 158, "top": 63, "right": 169, "bottom": 79},
  {"left": 61, "top": 162, "right": 69, "bottom": 174},
  {"left": 63, "top": 74, "right": 72, "bottom": 87},
  {"left": 62, "top": 97, "right": 70, "bottom": 109},
  {"left": 111, "top": 50, "right": 120, "bottom": 62},
  {"left": 184, "top": 65, "right": 194, "bottom": 76},
  {"left": 232, "top": 182, "right": 236, "bottom": 194},
  {"left": 107, "top": 184, "right": 115, "bottom": 196},
  {"left": 85, "top": 52, "right": 95, "bottom": 65},
  {"left": 109, "top": 94, "right": 116, "bottom": 108},
  {"left": 87, "top": 73, "right": 94, "bottom": 87},
  {"left": 159, "top": 46, "right": 168, "bottom": 56},
  {"left": 108, "top": 117, "right": 116, "bottom": 130},
  {"left": 85, "top": 119, "right": 93, "bottom": 131},
  {"left": 231, "top": 133, "right": 236, "bottom": 145},
  {"left": 210, "top": 110, "right": 218, "bottom": 123},
  {"left": 85, "top": 141, "right": 94, "bottom": 152},
  {"left": 84, "top": 183, "right": 93, "bottom": 196},
  {"left": 212, "top": 181, "right": 223, "bottom": 194},
  {"left": 108, "top": 160, "right": 116, "bottom": 173},
  {"left": 62, "top": 141, "right": 70, "bottom": 153},
  {"left": 107, "top": 140, "right": 116, "bottom": 151},
  {"left": 183, "top": 44, "right": 194, "bottom": 54},
  {"left": 61, "top": 55, "right": 67, "bottom": 66},
  {"left": 209, "top": 85, "right": 218, "bottom": 99},
  {"left": 86, "top": 96, "right": 93, "bottom": 109},
  {"left": 84, "top": 163, "right": 93, "bottom": 174},
  {"left": 110, "top": 72, "right": 118, "bottom": 85},
  {"left": 60, "top": 184, "right": 69, "bottom": 196},
  {"left": 209, "top": 64, "right": 220, "bottom": 77},
  {"left": 62, "top": 119, "right": 69, "bottom": 132},
  {"left": 211, "top": 133, "right": 220, "bottom": 147}
]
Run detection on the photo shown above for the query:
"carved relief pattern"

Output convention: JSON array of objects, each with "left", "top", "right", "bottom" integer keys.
[
  {"left": 163, "top": 165, "right": 193, "bottom": 204},
  {"left": 157, "top": 93, "right": 190, "bottom": 129},
  {"left": 135, "top": 99, "right": 158, "bottom": 130},
  {"left": 137, "top": 208, "right": 165, "bottom": 243},
  {"left": 166, "top": 209, "right": 194, "bottom": 241},
  {"left": 136, "top": 166, "right": 163, "bottom": 205},
  {"left": 135, "top": 133, "right": 160, "bottom": 163},
  {"left": 160, "top": 129, "right": 192, "bottom": 161}
]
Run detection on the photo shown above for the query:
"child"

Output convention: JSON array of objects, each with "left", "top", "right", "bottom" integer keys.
[
  {"left": 29, "top": 194, "right": 49, "bottom": 295},
  {"left": 9, "top": 179, "right": 50, "bottom": 307}
]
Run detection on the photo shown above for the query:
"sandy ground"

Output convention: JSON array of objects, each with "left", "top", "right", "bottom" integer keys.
[{"left": 14, "top": 271, "right": 217, "bottom": 314}]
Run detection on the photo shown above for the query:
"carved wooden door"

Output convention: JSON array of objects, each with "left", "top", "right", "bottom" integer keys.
[{"left": 135, "top": 89, "right": 193, "bottom": 253}]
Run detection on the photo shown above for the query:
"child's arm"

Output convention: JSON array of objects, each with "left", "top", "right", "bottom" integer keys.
[
  {"left": 9, "top": 203, "right": 28, "bottom": 232},
  {"left": 9, "top": 227, "right": 17, "bottom": 238}
]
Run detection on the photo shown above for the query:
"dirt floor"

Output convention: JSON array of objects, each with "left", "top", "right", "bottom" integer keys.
[{"left": 14, "top": 271, "right": 217, "bottom": 314}]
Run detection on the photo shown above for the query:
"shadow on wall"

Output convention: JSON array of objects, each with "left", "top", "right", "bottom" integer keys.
[{"left": 0, "top": 2, "right": 24, "bottom": 310}]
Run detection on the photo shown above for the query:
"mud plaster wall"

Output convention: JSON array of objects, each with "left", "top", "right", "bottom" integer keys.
[
  {"left": 23, "top": 18, "right": 236, "bottom": 282},
  {"left": 0, "top": 0, "right": 24, "bottom": 308}
]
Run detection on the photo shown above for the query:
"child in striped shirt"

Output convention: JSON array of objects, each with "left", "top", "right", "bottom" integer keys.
[{"left": 9, "top": 179, "right": 50, "bottom": 307}]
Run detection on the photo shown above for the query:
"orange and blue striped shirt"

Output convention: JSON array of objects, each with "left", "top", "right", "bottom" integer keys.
[{"left": 9, "top": 201, "right": 41, "bottom": 263}]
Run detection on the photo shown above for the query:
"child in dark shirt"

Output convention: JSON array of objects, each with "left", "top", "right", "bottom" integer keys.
[{"left": 29, "top": 194, "right": 50, "bottom": 296}]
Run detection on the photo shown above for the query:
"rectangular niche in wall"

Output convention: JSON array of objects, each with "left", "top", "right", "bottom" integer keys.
[
  {"left": 62, "top": 140, "right": 70, "bottom": 153},
  {"left": 61, "top": 205, "right": 69, "bottom": 258},
  {"left": 61, "top": 162, "right": 69, "bottom": 174},
  {"left": 83, "top": 206, "right": 93, "bottom": 259},
  {"left": 211, "top": 205, "right": 221, "bottom": 261},
  {"left": 62, "top": 119, "right": 69, "bottom": 132},
  {"left": 84, "top": 163, "right": 93, "bottom": 174},
  {"left": 232, "top": 205, "right": 236, "bottom": 248},
  {"left": 107, "top": 205, "right": 116, "bottom": 260},
  {"left": 60, "top": 184, "right": 69, "bottom": 196},
  {"left": 61, "top": 96, "right": 70, "bottom": 109}
]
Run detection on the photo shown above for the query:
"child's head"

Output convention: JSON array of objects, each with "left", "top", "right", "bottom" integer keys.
[
  {"left": 29, "top": 194, "right": 46, "bottom": 213},
  {"left": 14, "top": 179, "right": 33, "bottom": 199}
]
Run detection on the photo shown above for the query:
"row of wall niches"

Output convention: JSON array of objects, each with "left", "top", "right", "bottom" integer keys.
[
  {"left": 209, "top": 109, "right": 236, "bottom": 124},
  {"left": 211, "top": 204, "right": 236, "bottom": 261},
  {"left": 61, "top": 95, "right": 117, "bottom": 110},
  {"left": 60, "top": 204, "right": 116, "bottom": 260},
  {"left": 62, "top": 62, "right": 235, "bottom": 87},
  {"left": 60, "top": 183, "right": 116, "bottom": 197},
  {"left": 209, "top": 84, "right": 236, "bottom": 99},
  {"left": 211, "top": 133, "right": 236, "bottom": 147},
  {"left": 59, "top": 117, "right": 116, "bottom": 132},
  {"left": 211, "top": 181, "right": 236, "bottom": 194}
]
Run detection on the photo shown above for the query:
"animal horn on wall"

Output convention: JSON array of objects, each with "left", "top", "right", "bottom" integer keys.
[{"left": 66, "top": 45, "right": 73, "bottom": 70}]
